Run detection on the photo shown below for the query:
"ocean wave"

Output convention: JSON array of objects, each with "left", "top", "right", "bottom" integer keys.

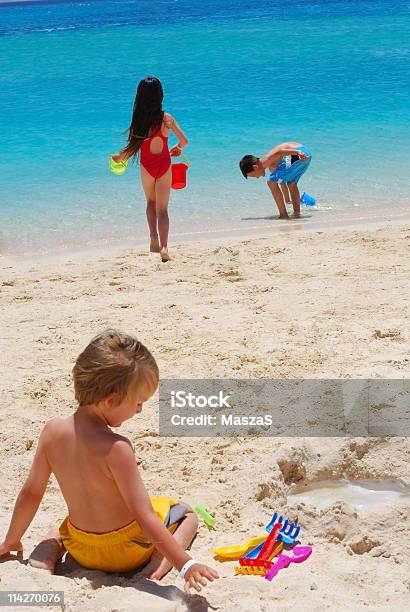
[
  {"left": 0, "top": 20, "right": 138, "bottom": 36},
  {"left": 38, "top": 25, "right": 76, "bottom": 32}
]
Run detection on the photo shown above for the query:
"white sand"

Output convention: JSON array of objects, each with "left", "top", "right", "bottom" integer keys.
[{"left": 1, "top": 223, "right": 409, "bottom": 611}]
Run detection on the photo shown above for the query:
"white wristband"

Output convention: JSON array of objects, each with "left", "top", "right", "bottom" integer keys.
[{"left": 179, "top": 559, "right": 197, "bottom": 578}]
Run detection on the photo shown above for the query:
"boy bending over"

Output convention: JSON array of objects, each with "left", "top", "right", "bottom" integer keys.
[
  {"left": 239, "top": 142, "right": 312, "bottom": 219},
  {"left": 0, "top": 330, "right": 218, "bottom": 593}
]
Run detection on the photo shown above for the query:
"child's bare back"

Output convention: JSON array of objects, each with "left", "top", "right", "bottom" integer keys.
[{"left": 41, "top": 414, "right": 136, "bottom": 533}]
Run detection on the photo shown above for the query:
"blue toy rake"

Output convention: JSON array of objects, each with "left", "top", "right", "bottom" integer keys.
[
  {"left": 266, "top": 512, "right": 300, "bottom": 544},
  {"left": 243, "top": 512, "right": 300, "bottom": 559}
]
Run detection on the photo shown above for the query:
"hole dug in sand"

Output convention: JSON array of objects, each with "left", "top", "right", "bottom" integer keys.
[{"left": 287, "top": 479, "right": 410, "bottom": 511}]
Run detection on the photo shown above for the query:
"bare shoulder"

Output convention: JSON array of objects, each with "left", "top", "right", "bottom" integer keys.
[
  {"left": 42, "top": 416, "right": 70, "bottom": 436},
  {"left": 108, "top": 434, "right": 134, "bottom": 457},
  {"left": 104, "top": 435, "right": 135, "bottom": 479},
  {"left": 35, "top": 417, "right": 71, "bottom": 454}
]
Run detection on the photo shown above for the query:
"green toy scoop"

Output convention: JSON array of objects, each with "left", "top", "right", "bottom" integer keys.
[
  {"left": 109, "top": 156, "right": 128, "bottom": 175},
  {"left": 192, "top": 501, "right": 216, "bottom": 529}
]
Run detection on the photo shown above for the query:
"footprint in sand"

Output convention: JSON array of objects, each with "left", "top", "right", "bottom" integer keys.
[
  {"left": 13, "top": 294, "right": 33, "bottom": 302},
  {"left": 217, "top": 268, "right": 243, "bottom": 282},
  {"left": 373, "top": 329, "right": 402, "bottom": 340}
]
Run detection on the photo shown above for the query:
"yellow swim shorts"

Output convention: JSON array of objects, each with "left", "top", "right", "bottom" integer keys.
[{"left": 59, "top": 496, "right": 187, "bottom": 573}]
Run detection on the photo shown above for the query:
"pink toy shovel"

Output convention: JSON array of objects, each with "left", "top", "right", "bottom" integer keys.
[{"left": 264, "top": 545, "right": 312, "bottom": 581}]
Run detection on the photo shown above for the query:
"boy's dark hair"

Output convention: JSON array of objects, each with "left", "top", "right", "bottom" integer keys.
[{"left": 239, "top": 155, "right": 259, "bottom": 179}]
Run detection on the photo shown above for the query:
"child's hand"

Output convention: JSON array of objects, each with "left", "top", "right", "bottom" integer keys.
[
  {"left": 170, "top": 145, "right": 182, "bottom": 157},
  {"left": 0, "top": 539, "right": 23, "bottom": 559},
  {"left": 110, "top": 153, "right": 123, "bottom": 163},
  {"left": 184, "top": 563, "right": 219, "bottom": 593}
]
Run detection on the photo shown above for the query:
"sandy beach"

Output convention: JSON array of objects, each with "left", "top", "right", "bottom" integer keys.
[{"left": 1, "top": 222, "right": 409, "bottom": 611}]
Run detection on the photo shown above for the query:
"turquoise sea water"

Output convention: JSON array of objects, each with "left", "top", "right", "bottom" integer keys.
[{"left": 0, "top": 0, "right": 409, "bottom": 255}]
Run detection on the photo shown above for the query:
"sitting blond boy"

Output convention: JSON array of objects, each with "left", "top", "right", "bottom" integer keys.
[{"left": 0, "top": 330, "right": 218, "bottom": 593}]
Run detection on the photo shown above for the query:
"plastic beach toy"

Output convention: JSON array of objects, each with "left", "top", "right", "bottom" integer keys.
[
  {"left": 241, "top": 539, "right": 283, "bottom": 561},
  {"left": 300, "top": 192, "right": 316, "bottom": 206},
  {"left": 212, "top": 535, "right": 267, "bottom": 560},
  {"left": 109, "top": 156, "right": 128, "bottom": 175},
  {"left": 266, "top": 512, "right": 300, "bottom": 545},
  {"left": 234, "top": 524, "right": 283, "bottom": 575},
  {"left": 171, "top": 153, "right": 189, "bottom": 189},
  {"left": 236, "top": 511, "right": 300, "bottom": 562},
  {"left": 237, "top": 539, "right": 283, "bottom": 573},
  {"left": 264, "top": 545, "right": 312, "bottom": 582},
  {"left": 193, "top": 502, "right": 216, "bottom": 529},
  {"left": 239, "top": 523, "right": 282, "bottom": 567},
  {"left": 234, "top": 564, "right": 268, "bottom": 575}
]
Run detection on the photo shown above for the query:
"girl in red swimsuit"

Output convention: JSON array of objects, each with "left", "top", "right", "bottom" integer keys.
[{"left": 111, "top": 77, "right": 188, "bottom": 262}]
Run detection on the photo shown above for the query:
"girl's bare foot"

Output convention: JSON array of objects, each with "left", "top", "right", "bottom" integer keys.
[
  {"left": 150, "top": 236, "right": 160, "bottom": 253},
  {"left": 160, "top": 248, "right": 171, "bottom": 262},
  {"left": 28, "top": 536, "right": 65, "bottom": 574}
]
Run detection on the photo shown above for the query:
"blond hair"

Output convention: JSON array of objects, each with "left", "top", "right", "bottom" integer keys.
[{"left": 73, "top": 329, "right": 159, "bottom": 406}]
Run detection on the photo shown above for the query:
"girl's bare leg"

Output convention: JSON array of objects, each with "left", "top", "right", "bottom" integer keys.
[
  {"left": 141, "top": 166, "right": 160, "bottom": 252},
  {"left": 267, "top": 180, "right": 289, "bottom": 219},
  {"left": 28, "top": 527, "right": 65, "bottom": 574},
  {"left": 288, "top": 182, "right": 301, "bottom": 217},
  {"left": 155, "top": 167, "right": 172, "bottom": 259},
  {"left": 141, "top": 511, "right": 198, "bottom": 580}
]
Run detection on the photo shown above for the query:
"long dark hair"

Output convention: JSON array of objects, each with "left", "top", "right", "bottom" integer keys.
[{"left": 121, "top": 76, "right": 164, "bottom": 159}]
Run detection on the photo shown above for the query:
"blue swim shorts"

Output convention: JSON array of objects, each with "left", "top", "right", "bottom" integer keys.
[{"left": 269, "top": 145, "right": 312, "bottom": 184}]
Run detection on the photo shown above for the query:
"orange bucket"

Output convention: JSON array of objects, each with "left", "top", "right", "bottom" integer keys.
[{"left": 171, "top": 154, "right": 189, "bottom": 189}]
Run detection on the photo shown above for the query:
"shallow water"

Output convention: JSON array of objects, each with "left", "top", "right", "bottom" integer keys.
[
  {"left": 1, "top": 0, "right": 409, "bottom": 254},
  {"left": 288, "top": 479, "right": 410, "bottom": 511}
]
